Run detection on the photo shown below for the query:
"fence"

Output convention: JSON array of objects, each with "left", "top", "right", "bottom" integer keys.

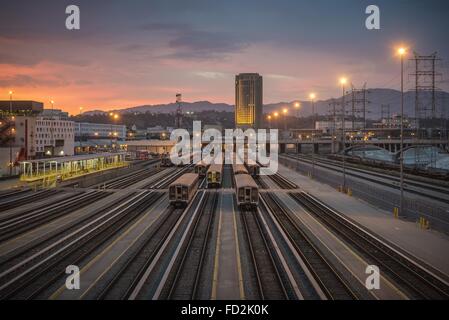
[{"left": 280, "top": 156, "right": 449, "bottom": 234}]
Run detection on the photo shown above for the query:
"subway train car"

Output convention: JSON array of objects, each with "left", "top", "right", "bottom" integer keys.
[
  {"left": 161, "top": 154, "right": 174, "bottom": 167},
  {"left": 169, "top": 173, "right": 199, "bottom": 207},
  {"left": 195, "top": 161, "right": 210, "bottom": 178},
  {"left": 207, "top": 164, "right": 223, "bottom": 188},
  {"left": 234, "top": 174, "right": 259, "bottom": 208},
  {"left": 232, "top": 164, "right": 249, "bottom": 175},
  {"left": 245, "top": 163, "right": 260, "bottom": 177}
]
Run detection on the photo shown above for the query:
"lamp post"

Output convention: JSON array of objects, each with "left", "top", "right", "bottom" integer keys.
[
  {"left": 294, "top": 102, "right": 301, "bottom": 128},
  {"left": 109, "top": 112, "right": 119, "bottom": 151},
  {"left": 309, "top": 93, "right": 316, "bottom": 178},
  {"left": 398, "top": 47, "right": 407, "bottom": 216},
  {"left": 79, "top": 107, "right": 83, "bottom": 153},
  {"left": 274, "top": 112, "right": 279, "bottom": 129},
  {"left": 267, "top": 115, "right": 272, "bottom": 129},
  {"left": 50, "top": 100, "right": 55, "bottom": 157},
  {"left": 340, "top": 78, "right": 347, "bottom": 192},
  {"left": 282, "top": 108, "right": 288, "bottom": 131},
  {"left": 8, "top": 91, "right": 13, "bottom": 175}
]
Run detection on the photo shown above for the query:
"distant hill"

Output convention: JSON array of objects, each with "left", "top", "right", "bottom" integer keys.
[{"left": 84, "top": 89, "right": 449, "bottom": 120}]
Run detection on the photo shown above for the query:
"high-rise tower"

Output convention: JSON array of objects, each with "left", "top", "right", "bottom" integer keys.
[{"left": 235, "top": 73, "right": 263, "bottom": 129}]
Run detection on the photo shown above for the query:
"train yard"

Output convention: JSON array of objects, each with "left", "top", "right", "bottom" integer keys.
[{"left": 0, "top": 158, "right": 449, "bottom": 300}]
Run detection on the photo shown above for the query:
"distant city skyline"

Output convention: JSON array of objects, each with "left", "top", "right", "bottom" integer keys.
[{"left": 1, "top": 0, "right": 449, "bottom": 114}]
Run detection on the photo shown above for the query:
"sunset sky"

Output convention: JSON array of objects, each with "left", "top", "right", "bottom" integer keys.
[{"left": 1, "top": 0, "right": 448, "bottom": 114}]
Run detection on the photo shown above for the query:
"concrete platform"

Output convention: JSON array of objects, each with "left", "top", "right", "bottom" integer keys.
[
  {"left": 276, "top": 192, "right": 406, "bottom": 299},
  {"left": 51, "top": 196, "right": 169, "bottom": 300},
  {"left": 277, "top": 163, "right": 449, "bottom": 278},
  {"left": 211, "top": 192, "right": 243, "bottom": 300},
  {"left": 0, "top": 189, "right": 136, "bottom": 257}
]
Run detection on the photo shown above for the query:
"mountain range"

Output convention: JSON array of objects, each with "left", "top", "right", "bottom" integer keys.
[{"left": 84, "top": 88, "right": 449, "bottom": 120}]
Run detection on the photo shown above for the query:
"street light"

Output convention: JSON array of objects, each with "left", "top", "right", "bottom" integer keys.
[
  {"left": 294, "top": 102, "right": 301, "bottom": 128},
  {"left": 50, "top": 100, "right": 55, "bottom": 157},
  {"left": 109, "top": 113, "right": 119, "bottom": 150},
  {"left": 309, "top": 93, "right": 317, "bottom": 178},
  {"left": 267, "top": 115, "right": 272, "bottom": 129},
  {"left": 79, "top": 107, "right": 84, "bottom": 153},
  {"left": 398, "top": 46, "right": 407, "bottom": 216},
  {"left": 273, "top": 112, "right": 279, "bottom": 129},
  {"left": 282, "top": 108, "right": 288, "bottom": 131},
  {"left": 8, "top": 91, "right": 13, "bottom": 176},
  {"left": 340, "top": 77, "right": 347, "bottom": 192}
]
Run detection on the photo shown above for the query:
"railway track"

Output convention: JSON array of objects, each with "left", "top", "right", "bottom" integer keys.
[
  {"left": 0, "top": 190, "right": 111, "bottom": 243},
  {"left": 240, "top": 207, "right": 290, "bottom": 300},
  {"left": 104, "top": 167, "right": 164, "bottom": 189},
  {"left": 0, "top": 188, "right": 31, "bottom": 202},
  {"left": 95, "top": 205, "right": 184, "bottom": 300},
  {"left": 160, "top": 191, "right": 219, "bottom": 300},
  {"left": 267, "top": 173, "right": 297, "bottom": 189},
  {"left": 0, "top": 189, "right": 62, "bottom": 212},
  {"left": 254, "top": 176, "right": 269, "bottom": 189},
  {"left": 290, "top": 191, "right": 449, "bottom": 300},
  {"left": 0, "top": 191, "right": 163, "bottom": 300},
  {"left": 129, "top": 191, "right": 206, "bottom": 300},
  {"left": 294, "top": 154, "right": 449, "bottom": 193},
  {"left": 283, "top": 154, "right": 449, "bottom": 204},
  {"left": 145, "top": 165, "right": 193, "bottom": 189},
  {"left": 260, "top": 193, "right": 358, "bottom": 300},
  {"left": 0, "top": 193, "right": 135, "bottom": 270}
]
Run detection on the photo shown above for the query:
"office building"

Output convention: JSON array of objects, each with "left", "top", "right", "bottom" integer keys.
[
  {"left": 74, "top": 122, "right": 127, "bottom": 140},
  {"left": 235, "top": 73, "right": 263, "bottom": 129}
]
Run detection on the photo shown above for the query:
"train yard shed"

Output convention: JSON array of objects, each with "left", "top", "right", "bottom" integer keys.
[{"left": 19, "top": 152, "right": 128, "bottom": 187}]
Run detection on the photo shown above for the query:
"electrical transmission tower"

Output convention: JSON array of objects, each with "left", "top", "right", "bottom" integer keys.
[
  {"left": 328, "top": 99, "right": 342, "bottom": 153},
  {"left": 349, "top": 83, "right": 370, "bottom": 130},
  {"left": 175, "top": 93, "right": 183, "bottom": 129},
  {"left": 409, "top": 52, "right": 442, "bottom": 133},
  {"left": 381, "top": 104, "right": 391, "bottom": 127},
  {"left": 409, "top": 52, "right": 443, "bottom": 167}
]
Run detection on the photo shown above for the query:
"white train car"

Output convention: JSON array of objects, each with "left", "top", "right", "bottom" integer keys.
[
  {"left": 169, "top": 173, "right": 199, "bottom": 207},
  {"left": 232, "top": 164, "right": 249, "bottom": 175},
  {"left": 246, "top": 163, "right": 260, "bottom": 177},
  {"left": 207, "top": 164, "right": 223, "bottom": 188},
  {"left": 161, "top": 154, "right": 174, "bottom": 167},
  {"left": 234, "top": 174, "right": 259, "bottom": 208},
  {"left": 195, "top": 161, "right": 209, "bottom": 178}
]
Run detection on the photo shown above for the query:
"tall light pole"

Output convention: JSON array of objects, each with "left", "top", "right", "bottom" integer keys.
[
  {"left": 294, "top": 102, "right": 301, "bottom": 128},
  {"left": 109, "top": 112, "right": 119, "bottom": 151},
  {"left": 398, "top": 47, "right": 407, "bottom": 216},
  {"left": 310, "top": 93, "right": 316, "bottom": 178},
  {"left": 282, "top": 108, "right": 288, "bottom": 131},
  {"left": 274, "top": 112, "right": 279, "bottom": 129},
  {"left": 79, "top": 107, "right": 83, "bottom": 153},
  {"left": 267, "top": 115, "right": 272, "bottom": 129},
  {"left": 9, "top": 91, "right": 13, "bottom": 175},
  {"left": 50, "top": 100, "right": 55, "bottom": 157},
  {"left": 340, "top": 77, "right": 347, "bottom": 192}
]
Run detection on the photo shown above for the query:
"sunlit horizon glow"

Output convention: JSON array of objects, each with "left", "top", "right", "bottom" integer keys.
[{"left": 0, "top": 2, "right": 448, "bottom": 114}]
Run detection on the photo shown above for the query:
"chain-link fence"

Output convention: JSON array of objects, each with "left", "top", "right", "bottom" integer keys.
[{"left": 280, "top": 156, "right": 449, "bottom": 235}]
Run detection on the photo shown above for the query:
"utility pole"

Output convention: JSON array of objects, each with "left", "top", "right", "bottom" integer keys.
[
  {"left": 381, "top": 104, "right": 391, "bottom": 127},
  {"left": 79, "top": 107, "right": 83, "bottom": 153},
  {"left": 340, "top": 78, "right": 347, "bottom": 192},
  {"left": 328, "top": 99, "right": 338, "bottom": 154},
  {"left": 310, "top": 93, "right": 316, "bottom": 178},
  {"left": 176, "top": 93, "right": 183, "bottom": 129},
  {"left": 50, "top": 100, "right": 54, "bottom": 157},
  {"left": 398, "top": 47, "right": 406, "bottom": 217},
  {"left": 409, "top": 52, "right": 442, "bottom": 166},
  {"left": 349, "top": 83, "right": 370, "bottom": 132},
  {"left": 9, "top": 91, "right": 13, "bottom": 176}
]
